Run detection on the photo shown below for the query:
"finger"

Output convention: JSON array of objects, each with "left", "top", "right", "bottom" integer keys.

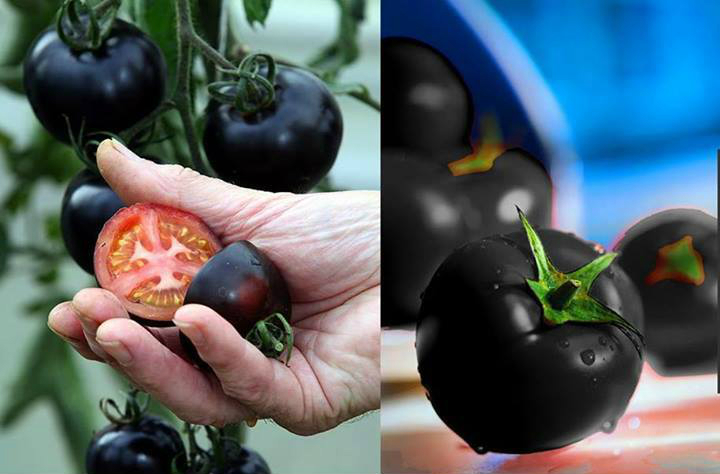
[
  {"left": 95, "top": 139, "right": 275, "bottom": 237},
  {"left": 72, "top": 288, "right": 129, "bottom": 359},
  {"left": 94, "top": 318, "right": 252, "bottom": 426},
  {"left": 48, "top": 302, "right": 104, "bottom": 362},
  {"left": 173, "top": 304, "right": 302, "bottom": 419}
]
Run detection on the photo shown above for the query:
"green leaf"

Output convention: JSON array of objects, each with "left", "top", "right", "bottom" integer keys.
[
  {"left": 132, "top": 0, "right": 179, "bottom": 92},
  {"left": 243, "top": 0, "right": 272, "bottom": 27},
  {"left": 2, "top": 182, "right": 33, "bottom": 214},
  {"left": 1, "top": 325, "right": 96, "bottom": 471},
  {"left": 308, "top": 0, "right": 365, "bottom": 80}
]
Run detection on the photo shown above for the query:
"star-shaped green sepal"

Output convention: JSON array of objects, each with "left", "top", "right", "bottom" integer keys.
[{"left": 518, "top": 208, "right": 644, "bottom": 356}]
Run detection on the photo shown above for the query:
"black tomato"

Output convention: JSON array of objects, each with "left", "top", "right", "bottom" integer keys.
[
  {"left": 382, "top": 37, "right": 472, "bottom": 153},
  {"left": 85, "top": 415, "right": 186, "bottom": 474},
  {"left": 61, "top": 169, "right": 124, "bottom": 274},
  {"left": 381, "top": 150, "right": 466, "bottom": 327},
  {"left": 613, "top": 208, "right": 717, "bottom": 376},
  {"left": 417, "top": 215, "right": 644, "bottom": 454},
  {"left": 24, "top": 19, "right": 166, "bottom": 143},
  {"left": 181, "top": 241, "right": 291, "bottom": 364},
  {"left": 203, "top": 66, "right": 343, "bottom": 193},
  {"left": 208, "top": 441, "right": 271, "bottom": 474},
  {"left": 381, "top": 147, "right": 553, "bottom": 327}
]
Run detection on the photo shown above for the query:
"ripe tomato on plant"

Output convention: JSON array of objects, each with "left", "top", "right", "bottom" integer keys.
[
  {"left": 203, "top": 64, "right": 343, "bottom": 193},
  {"left": 417, "top": 210, "right": 644, "bottom": 454},
  {"left": 613, "top": 208, "right": 717, "bottom": 376},
  {"left": 24, "top": 19, "right": 166, "bottom": 144},
  {"left": 86, "top": 391, "right": 186, "bottom": 474},
  {"left": 61, "top": 169, "right": 124, "bottom": 274},
  {"left": 94, "top": 203, "right": 222, "bottom": 322}
]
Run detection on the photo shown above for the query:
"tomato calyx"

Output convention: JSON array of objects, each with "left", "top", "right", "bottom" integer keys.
[
  {"left": 246, "top": 312, "right": 294, "bottom": 365},
  {"left": 98, "top": 388, "right": 149, "bottom": 425},
  {"left": 208, "top": 53, "right": 278, "bottom": 115},
  {"left": 518, "top": 208, "right": 645, "bottom": 356},
  {"left": 55, "top": 0, "right": 120, "bottom": 51}
]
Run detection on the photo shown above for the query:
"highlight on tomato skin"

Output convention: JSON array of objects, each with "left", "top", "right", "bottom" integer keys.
[{"left": 94, "top": 203, "right": 222, "bottom": 322}]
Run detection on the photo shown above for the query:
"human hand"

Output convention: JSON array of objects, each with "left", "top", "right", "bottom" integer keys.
[{"left": 48, "top": 139, "right": 380, "bottom": 435}]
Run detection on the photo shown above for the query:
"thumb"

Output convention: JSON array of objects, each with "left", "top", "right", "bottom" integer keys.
[{"left": 96, "top": 138, "right": 274, "bottom": 235}]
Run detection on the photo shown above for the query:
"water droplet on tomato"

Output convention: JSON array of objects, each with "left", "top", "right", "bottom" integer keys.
[
  {"left": 495, "top": 268, "right": 502, "bottom": 275},
  {"left": 558, "top": 339, "right": 570, "bottom": 349},
  {"left": 598, "top": 336, "right": 607, "bottom": 346},
  {"left": 476, "top": 446, "right": 488, "bottom": 454},
  {"left": 580, "top": 349, "right": 596, "bottom": 365},
  {"left": 591, "top": 376, "right": 598, "bottom": 384},
  {"left": 601, "top": 419, "right": 616, "bottom": 433},
  {"left": 492, "top": 283, "right": 500, "bottom": 290}
]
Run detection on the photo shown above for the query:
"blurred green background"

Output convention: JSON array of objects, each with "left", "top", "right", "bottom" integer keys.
[{"left": 0, "top": 0, "right": 380, "bottom": 473}]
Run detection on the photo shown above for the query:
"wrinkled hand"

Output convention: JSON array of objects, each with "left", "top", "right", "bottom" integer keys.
[{"left": 48, "top": 139, "right": 380, "bottom": 435}]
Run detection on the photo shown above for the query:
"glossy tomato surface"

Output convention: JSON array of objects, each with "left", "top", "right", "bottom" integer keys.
[
  {"left": 417, "top": 229, "right": 643, "bottom": 454},
  {"left": 382, "top": 38, "right": 471, "bottom": 153},
  {"left": 381, "top": 147, "right": 553, "bottom": 327},
  {"left": 85, "top": 415, "right": 185, "bottom": 474},
  {"left": 94, "top": 203, "right": 222, "bottom": 321},
  {"left": 61, "top": 169, "right": 124, "bottom": 274},
  {"left": 208, "top": 441, "right": 271, "bottom": 474},
  {"left": 614, "top": 208, "right": 717, "bottom": 376},
  {"left": 203, "top": 66, "right": 343, "bottom": 193},
  {"left": 381, "top": 150, "right": 466, "bottom": 327},
  {"left": 24, "top": 20, "right": 166, "bottom": 143},
  {"left": 180, "top": 241, "right": 291, "bottom": 364}
]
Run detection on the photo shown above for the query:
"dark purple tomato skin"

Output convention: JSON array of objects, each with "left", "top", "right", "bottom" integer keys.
[
  {"left": 24, "top": 20, "right": 166, "bottom": 143},
  {"left": 209, "top": 443, "right": 271, "bottom": 474},
  {"left": 381, "top": 147, "right": 553, "bottom": 327},
  {"left": 417, "top": 229, "right": 643, "bottom": 454},
  {"left": 181, "top": 241, "right": 291, "bottom": 364},
  {"left": 61, "top": 170, "right": 125, "bottom": 274},
  {"left": 203, "top": 66, "right": 343, "bottom": 193},
  {"left": 614, "top": 208, "right": 717, "bottom": 376},
  {"left": 381, "top": 150, "right": 467, "bottom": 327},
  {"left": 382, "top": 37, "right": 472, "bottom": 153},
  {"left": 85, "top": 416, "right": 186, "bottom": 474}
]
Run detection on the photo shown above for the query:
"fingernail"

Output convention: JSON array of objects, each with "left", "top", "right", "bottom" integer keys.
[
  {"left": 97, "top": 338, "right": 133, "bottom": 366},
  {"left": 48, "top": 301, "right": 69, "bottom": 320},
  {"left": 110, "top": 138, "right": 140, "bottom": 161},
  {"left": 174, "top": 319, "right": 206, "bottom": 346},
  {"left": 74, "top": 310, "right": 98, "bottom": 337}
]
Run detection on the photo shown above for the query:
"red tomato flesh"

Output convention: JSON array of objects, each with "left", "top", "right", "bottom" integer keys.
[{"left": 94, "top": 203, "right": 222, "bottom": 321}]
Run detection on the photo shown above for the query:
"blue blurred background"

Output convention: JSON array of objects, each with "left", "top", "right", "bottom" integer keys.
[
  {"left": 487, "top": 0, "right": 718, "bottom": 244},
  {"left": 383, "top": 0, "right": 717, "bottom": 246}
]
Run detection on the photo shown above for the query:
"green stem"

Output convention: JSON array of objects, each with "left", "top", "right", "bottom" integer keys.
[
  {"left": 547, "top": 279, "right": 580, "bottom": 311},
  {"left": 121, "top": 100, "right": 176, "bottom": 143},
  {"left": 174, "top": 0, "right": 214, "bottom": 176},
  {"left": 189, "top": 31, "right": 235, "bottom": 70},
  {"left": 93, "top": 0, "right": 120, "bottom": 16},
  {"left": 347, "top": 89, "right": 380, "bottom": 111}
]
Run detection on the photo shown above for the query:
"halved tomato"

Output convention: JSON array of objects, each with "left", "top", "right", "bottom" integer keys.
[{"left": 94, "top": 203, "right": 222, "bottom": 321}]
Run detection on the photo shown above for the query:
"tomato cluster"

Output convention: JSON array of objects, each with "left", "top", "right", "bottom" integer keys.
[
  {"left": 86, "top": 392, "right": 271, "bottom": 474},
  {"left": 381, "top": 38, "right": 553, "bottom": 327}
]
